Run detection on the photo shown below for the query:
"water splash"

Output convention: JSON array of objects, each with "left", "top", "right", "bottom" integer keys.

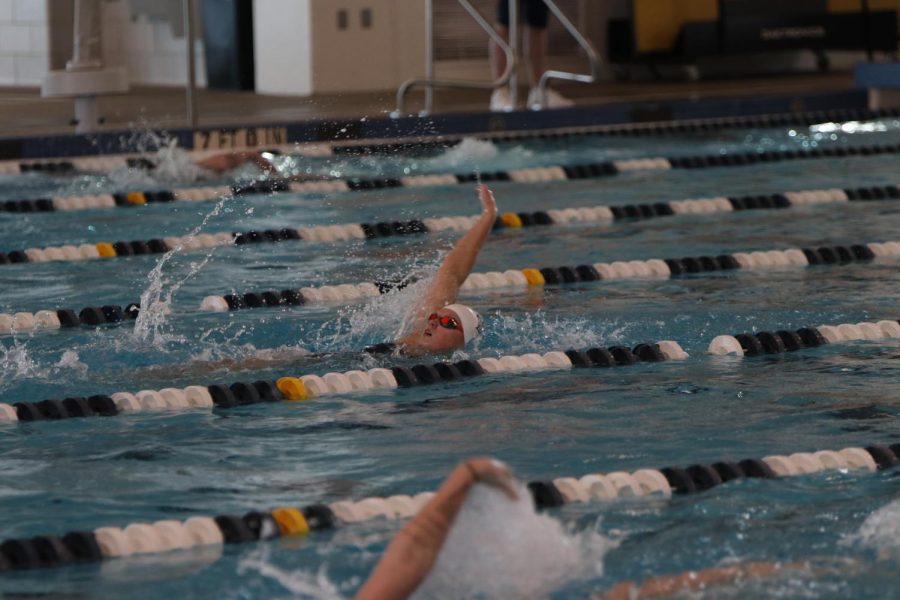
[
  {"left": 0, "top": 338, "right": 40, "bottom": 385},
  {"left": 132, "top": 196, "right": 230, "bottom": 348},
  {"left": 56, "top": 350, "right": 88, "bottom": 375},
  {"left": 237, "top": 546, "right": 347, "bottom": 600},
  {"left": 485, "top": 311, "right": 628, "bottom": 355},
  {"left": 412, "top": 483, "right": 612, "bottom": 599},
  {"left": 428, "top": 138, "right": 499, "bottom": 170}
]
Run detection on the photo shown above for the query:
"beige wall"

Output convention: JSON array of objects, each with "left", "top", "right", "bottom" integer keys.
[{"left": 309, "top": 0, "right": 426, "bottom": 94}]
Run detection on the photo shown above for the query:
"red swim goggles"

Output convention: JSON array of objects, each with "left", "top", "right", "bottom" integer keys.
[{"left": 428, "top": 313, "right": 460, "bottom": 331}]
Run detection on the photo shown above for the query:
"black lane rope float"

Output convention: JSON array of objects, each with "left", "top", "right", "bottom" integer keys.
[
  {"left": 3, "top": 239, "right": 897, "bottom": 335},
  {"left": 0, "top": 439, "right": 896, "bottom": 572},
  {"left": 3, "top": 314, "right": 900, "bottom": 424},
  {"left": 0, "top": 340, "right": 688, "bottom": 423},
  {"left": 328, "top": 106, "right": 900, "bottom": 156},
  {"left": 198, "top": 239, "right": 899, "bottom": 314},
  {"left": 1, "top": 106, "right": 895, "bottom": 175},
  {"left": 6, "top": 142, "right": 900, "bottom": 214},
  {"left": 707, "top": 319, "right": 900, "bottom": 357},
  {"left": 4, "top": 182, "right": 900, "bottom": 268}
]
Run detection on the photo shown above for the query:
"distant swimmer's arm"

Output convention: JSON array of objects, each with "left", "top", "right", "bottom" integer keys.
[
  {"left": 398, "top": 185, "right": 497, "bottom": 344},
  {"left": 598, "top": 560, "right": 810, "bottom": 600},
  {"left": 195, "top": 151, "right": 275, "bottom": 174},
  {"left": 354, "top": 457, "right": 517, "bottom": 600}
]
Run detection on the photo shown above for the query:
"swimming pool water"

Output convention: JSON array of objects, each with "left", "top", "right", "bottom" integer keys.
[{"left": 0, "top": 119, "right": 899, "bottom": 598}]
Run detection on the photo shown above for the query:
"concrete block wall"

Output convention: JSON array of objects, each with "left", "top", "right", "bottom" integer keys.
[
  {"left": 107, "top": 2, "right": 207, "bottom": 88},
  {"left": 0, "top": 0, "right": 49, "bottom": 85},
  {"left": 22, "top": 0, "right": 205, "bottom": 89}
]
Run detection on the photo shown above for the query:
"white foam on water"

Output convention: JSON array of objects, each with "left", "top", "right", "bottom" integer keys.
[
  {"left": 412, "top": 483, "right": 612, "bottom": 600},
  {"left": 110, "top": 127, "right": 207, "bottom": 186},
  {"left": 429, "top": 138, "right": 499, "bottom": 170},
  {"left": 55, "top": 350, "right": 88, "bottom": 375},
  {"left": 845, "top": 498, "right": 900, "bottom": 560},
  {"left": 487, "top": 311, "right": 630, "bottom": 355},
  {"left": 237, "top": 546, "right": 348, "bottom": 600}
]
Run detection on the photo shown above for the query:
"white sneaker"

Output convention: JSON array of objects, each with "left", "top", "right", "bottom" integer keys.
[
  {"left": 528, "top": 87, "right": 575, "bottom": 110},
  {"left": 490, "top": 87, "right": 514, "bottom": 112}
]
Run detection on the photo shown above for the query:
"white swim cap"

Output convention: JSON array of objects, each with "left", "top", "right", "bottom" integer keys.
[{"left": 444, "top": 303, "right": 482, "bottom": 345}]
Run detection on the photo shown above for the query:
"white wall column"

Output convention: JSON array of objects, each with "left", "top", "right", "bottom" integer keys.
[{"left": 253, "top": 0, "right": 312, "bottom": 96}]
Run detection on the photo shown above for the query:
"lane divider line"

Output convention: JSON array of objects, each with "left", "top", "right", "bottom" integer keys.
[
  {"left": 708, "top": 319, "right": 900, "bottom": 357},
  {"left": 1, "top": 106, "right": 893, "bottom": 175},
  {"left": 5, "top": 142, "right": 900, "bottom": 214},
  {"left": 4, "top": 183, "right": 899, "bottom": 267},
  {"left": 1, "top": 238, "right": 895, "bottom": 336},
  {"left": 0, "top": 340, "right": 687, "bottom": 424},
  {"left": 1, "top": 440, "right": 897, "bottom": 571},
  {"left": 197, "top": 239, "right": 899, "bottom": 314},
  {"left": 2, "top": 240, "right": 897, "bottom": 335}
]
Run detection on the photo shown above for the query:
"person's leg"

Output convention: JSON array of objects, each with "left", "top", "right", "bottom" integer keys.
[
  {"left": 525, "top": 25, "right": 548, "bottom": 86},
  {"left": 489, "top": 1, "right": 514, "bottom": 111},
  {"left": 522, "top": 0, "right": 573, "bottom": 109},
  {"left": 489, "top": 24, "right": 511, "bottom": 81}
]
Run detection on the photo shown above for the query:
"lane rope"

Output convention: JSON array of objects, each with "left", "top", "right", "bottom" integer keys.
[
  {"left": 0, "top": 106, "right": 894, "bottom": 176},
  {"left": 1, "top": 239, "right": 897, "bottom": 335},
  {"left": 5, "top": 143, "right": 900, "bottom": 214},
  {"left": 1, "top": 439, "right": 897, "bottom": 571},
  {"left": 3, "top": 183, "right": 900, "bottom": 267},
  {"left": 0, "top": 340, "right": 688, "bottom": 424},
  {"left": 196, "top": 239, "right": 899, "bottom": 314}
]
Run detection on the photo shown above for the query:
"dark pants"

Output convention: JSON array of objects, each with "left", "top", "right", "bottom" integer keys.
[{"left": 496, "top": 0, "right": 550, "bottom": 29}]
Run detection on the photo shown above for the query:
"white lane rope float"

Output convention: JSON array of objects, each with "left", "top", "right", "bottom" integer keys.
[
  {"left": 2, "top": 183, "right": 898, "bottom": 267},
  {"left": 0, "top": 438, "right": 896, "bottom": 572},
  {"left": 4, "top": 142, "right": 900, "bottom": 214}
]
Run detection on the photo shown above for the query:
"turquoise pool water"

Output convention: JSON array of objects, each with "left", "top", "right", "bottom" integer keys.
[{"left": 0, "top": 119, "right": 899, "bottom": 598}]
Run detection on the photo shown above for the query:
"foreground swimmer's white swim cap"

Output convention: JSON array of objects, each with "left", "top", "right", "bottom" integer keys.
[{"left": 444, "top": 303, "right": 482, "bottom": 345}]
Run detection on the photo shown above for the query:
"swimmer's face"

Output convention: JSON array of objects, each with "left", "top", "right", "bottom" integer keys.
[{"left": 420, "top": 308, "right": 465, "bottom": 351}]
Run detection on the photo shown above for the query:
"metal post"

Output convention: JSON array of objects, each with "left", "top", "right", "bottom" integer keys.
[
  {"left": 532, "top": 0, "right": 602, "bottom": 110},
  {"left": 184, "top": 0, "right": 198, "bottom": 127},
  {"left": 508, "top": 0, "right": 518, "bottom": 108},
  {"left": 424, "top": 0, "right": 435, "bottom": 114},
  {"left": 394, "top": 0, "right": 517, "bottom": 117}
]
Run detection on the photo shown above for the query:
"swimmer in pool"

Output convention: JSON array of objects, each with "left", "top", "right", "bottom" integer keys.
[
  {"left": 371, "top": 183, "right": 496, "bottom": 357},
  {"left": 195, "top": 150, "right": 275, "bottom": 174},
  {"left": 355, "top": 458, "right": 811, "bottom": 600},
  {"left": 139, "top": 184, "right": 496, "bottom": 377}
]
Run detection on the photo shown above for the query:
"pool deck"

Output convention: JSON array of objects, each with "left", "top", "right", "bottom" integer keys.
[
  {"left": 0, "top": 70, "right": 880, "bottom": 159},
  {"left": 0, "top": 72, "right": 858, "bottom": 133}
]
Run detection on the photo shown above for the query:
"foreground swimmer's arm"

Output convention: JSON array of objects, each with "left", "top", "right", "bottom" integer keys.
[
  {"left": 354, "top": 457, "right": 517, "bottom": 600},
  {"left": 598, "top": 560, "right": 810, "bottom": 600},
  {"left": 396, "top": 185, "right": 497, "bottom": 354}
]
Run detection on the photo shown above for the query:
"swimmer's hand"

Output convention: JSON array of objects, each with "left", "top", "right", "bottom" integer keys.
[
  {"left": 478, "top": 184, "right": 497, "bottom": 216},
  {"left": 465, "top": 457, "right": 518, "bottom": 500}
]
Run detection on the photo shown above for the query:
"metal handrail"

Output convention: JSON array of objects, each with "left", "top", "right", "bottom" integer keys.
[
  {"left": 393, "top": 0, "right": 518, "bottom": 117},
  {"left": 184, "top": 0, "right": 198, "bottom": 127},
  {"left": 531, "top": 0, "right": 602, "bottom": 110}
]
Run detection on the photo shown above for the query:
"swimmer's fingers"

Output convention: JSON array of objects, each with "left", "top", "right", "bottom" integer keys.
[
  {"left": 465, "top": 457, "right": 518, "bottom": 500},
  {"left": 477, "top": 184, "right": 497, "bottom": 215}
]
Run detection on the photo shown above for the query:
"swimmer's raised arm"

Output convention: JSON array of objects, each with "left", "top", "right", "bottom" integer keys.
[
  {"left": 397, "top": 185, "right": 496, "bottom": 350},
  {"left": 354, "top": 457, "right": 517, "bottom": 600}
]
